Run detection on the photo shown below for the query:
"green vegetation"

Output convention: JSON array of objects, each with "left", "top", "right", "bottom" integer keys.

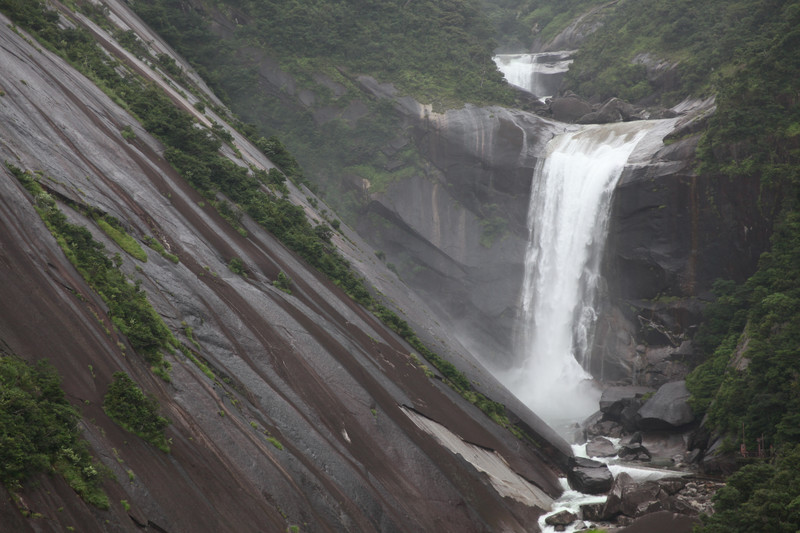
[
  {"left": 131, "top": 0, "right": 512, "bottom": 107},
  {"left": 696, "top": 445, "right": 800, "bottom": 532},
  {"left": 479, "top": 215, "right": 508, "bottom": 248},
  {"left": 480, "top": 0, "right": 604, "bottom": 50},
  {"left": 143, "top": 236, "right": 179, "bottom": 263},
  {"left": 126, "top": 0, "right": 515, "bottom": 225},
  {"left": 227, "top": 257, "right": 246, "bottom": 277},
  {"left": 103, "top": 372, "right": 171, "bottom": 453},
  {"left": 266, "top": 436, "right": 284, "bottom": 451},
  {"left": 0, "top": 354, "right": 109, "bottom": 508},
  {"left": 9, "top": 164, "right": 173, "bottom": 377},
  {"left": 273, "top": 271, "right": 293, "bottom": 295},
  {"left": 684, "top": 2, "right": 800, "bottom": 454},
  {"left": 564, "top": 0, "right": 799, "bottom": 104},
  {"left": 120, "top": 125, "right": 136, "bottom": 141},
  {"left": 96, "top": 216, "right": 148, "bottom": 262}
]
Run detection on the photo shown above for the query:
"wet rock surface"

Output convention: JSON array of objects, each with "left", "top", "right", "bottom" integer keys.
[
  {"left": 567, "top": 457, "right": 614, "bottom": 494},
  {"left": 586, "top": 436, "right": 618, "bottom": 458},
  {"left": 578, "top": 476, "right": 723, "bottom": 532},
  {"left": 545, "top": 509, "right": 578, "bottom": 526}
]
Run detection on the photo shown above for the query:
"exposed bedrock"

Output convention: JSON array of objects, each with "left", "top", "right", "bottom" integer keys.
[
  {"left": 0, "top": 14, "right": 570, "bottom": 532},
  {"left": 360, "top": 94, "right": 773, "bottom": 386},
  {"left": 591, "top": 101, "right": 776, "bottom": 383},
  {"left": 358, "top": 105, "right": 562, "bottom": 361}
]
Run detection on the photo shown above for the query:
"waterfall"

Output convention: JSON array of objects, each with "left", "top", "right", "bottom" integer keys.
[
  {"left": 503, "top": 122, "right": 655, "bottom": 428},
  {"left": 492, "top": 52, "right": 573, "bottom": 99}
]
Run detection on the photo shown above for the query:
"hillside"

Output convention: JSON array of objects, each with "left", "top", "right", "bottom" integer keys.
[{"left": 0, "top": 0, "right": 569, "bottom": 531}]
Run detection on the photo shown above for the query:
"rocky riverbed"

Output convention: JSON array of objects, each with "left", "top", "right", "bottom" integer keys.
[{"left": 541, "top": 378, "right": 726, "bottom": 532}]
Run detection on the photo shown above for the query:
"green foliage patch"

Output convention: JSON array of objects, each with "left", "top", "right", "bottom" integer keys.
[
  {"left": 696, "top": 445, "right": 800, "bottom": 532},
  {"left": 96, "top": 216, "right": 148, "bottom": 262},
  {"left": 684, "top": 2, "right": 800, "bottom": 454},
  {"left": 131, "top": 0, "right": 513, "bottom": 108},
  {"left": 126, "top": 0, "right": 516, "bottom": 226},
  {"left": 564, "top": 0, "right": 796, "bottom": 105},
  {"left": 480, "top": 0, "right": 606, "bottom": 50},
  {"left": 9, "top": 164, "right": 173, "bottom": 376},
  {"left": 103, "top": 372, "right": 171, "bottom": 453},
  {"left": 0, "top": 354, "right": 109, "bottom": 508},
  {"left": 273, "top": 271, "right": 292, "bottom": 295}
]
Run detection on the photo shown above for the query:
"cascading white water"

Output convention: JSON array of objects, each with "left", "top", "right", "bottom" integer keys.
[
  {"left": 503, "top": 122, "right": 655, "bottom": 429},
  {"left": 492, "top": 52, "right": 573, "bottom": 99}
]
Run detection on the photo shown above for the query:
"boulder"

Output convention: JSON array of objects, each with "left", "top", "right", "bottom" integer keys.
[
  {"left": 586, "top": 437, "right": 617, "bottom": 458},
  {"left": 587, "top": 419, "right": 624, "bottom": 439},
  {"left": 637, "top": 381, "right": 695, "bottom": 429},
  {"left": 604, "top": 473, "right": 671, "bottom": 519},
  {"left": 626, "top": 431, "right": 643, "bottom": 445},
  {"left": 617, "top": 510, "right": 699, "bottom": 533},
  {"left": 600, "top": 386, "right": 655, "bottom": 415},
  {"left": 620, "top": 481, "right": 668, "bottom": 517},
  {"left": 567, "top": 457, "right": 614, "bottom": 494},
  {"left": 701, "top": 438, "right": 738, "bottom": 475},
  {"left": 685, "top": 448, "right": 702, "bottom": 464},
  {"left": 577, "top": 98, "right": 638, "bottom": 124},
  {"left": 603, "top": 472, "right": 636, "bottom": 518},
  {"left": 580, "top": 502, "right": 609, "bottom": 521},
  {"left": 658, "top": 478, "right": 687, "bottom": 496},
  {"left": 618, "top": 443, "right": 652, "bottom": 462},
  {"left": 570, "top": 456, "right": 605, "bottom": 468},
  {"left": 545, "top": 510, "right": 577, "bottom": 526},
  {"left": 550, "top": 96, "right": 592, "bottom": 123},
  {"left": 619, "top": 399, "right": 644, "bottom": 433}
]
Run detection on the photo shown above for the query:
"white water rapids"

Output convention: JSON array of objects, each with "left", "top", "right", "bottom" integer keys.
[{"left": 502, "top": 122, "right": 656, "bottom": 429}]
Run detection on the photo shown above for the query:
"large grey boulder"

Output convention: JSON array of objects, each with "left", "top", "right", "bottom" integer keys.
[
  {"left": 545, "top": 510, "right": 578, "bottom": 527},
  {"left": 603, "top": 472, "right": 636, "bottom": 518},
  {"left": 618, "top": 443, "right": 652, "bottom": 462},
  {"left": 637, "top": 381, "right": 695, "bottom": 429},
  {"left": 577, "top": 97, "right": 638, "bottom": 124},
  {"left": 567, "top": 457, "right": 614, "bottom": 494},
  {"left": 586, "top": 436, "right": 617, "bottom": 458},
  {"left": 550, "top": 95, "right": 592, "bottom": 122},
  {"left": 600, "top": 386, "right": 655, "bottom": 415},
  {"left": 604, "top": 473, "right": 670, "bottom": 519},
  {"left": 622, "top": 481, "right": 668, "bottom": 517}
]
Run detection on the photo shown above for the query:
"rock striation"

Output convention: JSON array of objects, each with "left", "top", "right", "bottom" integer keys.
[{"left": 0, "top": 8, "right": 570, "bottom": 532}]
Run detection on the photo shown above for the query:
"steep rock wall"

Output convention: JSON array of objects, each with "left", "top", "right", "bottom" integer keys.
[
  {"left": 357, "top": 104, "right": 561, "bottom": 361},
  {"left": 0, "top": 9, "right": 570, "bottom": 532},
  {"left": 594, "top": 102, "right": 774, "bottom": 383}
]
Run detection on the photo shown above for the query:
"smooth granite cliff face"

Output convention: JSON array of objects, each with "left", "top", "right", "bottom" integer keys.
[
  {"left": 0, "top": 7, "right": 570, "bottom": 532},
  {"left": 593, "top": 101, "right": 775, "bottom": 383},
  {"left": 361, "top": 96, "right": 772, "bottom": 385},
  {"left": 357, "top": 104, "right": 561, "bottom": 360}
]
